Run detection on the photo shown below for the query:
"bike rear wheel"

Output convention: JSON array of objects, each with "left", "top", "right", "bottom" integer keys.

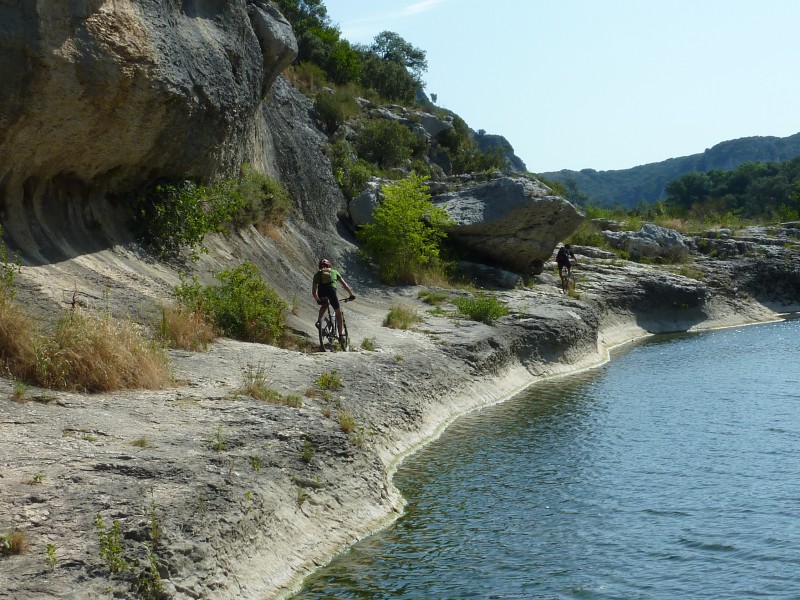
[
  {"left": 566, "top": 273, "right": 575, "bottom": 293},
  {"left": 319, "top": 315, "right": 336, "bottom": 351},
  {"left": 561, "top": 270, "right": 575, "bottom": 294}
]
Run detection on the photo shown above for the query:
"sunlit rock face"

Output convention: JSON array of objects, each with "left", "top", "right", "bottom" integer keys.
[{"left": 0, "top": 0, "right": 296, "bottom": 254}]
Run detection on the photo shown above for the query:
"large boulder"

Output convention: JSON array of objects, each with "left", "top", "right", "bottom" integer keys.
[
  {"left": 603, "top": 224, "right": 690, "bottom": 262},
  {"left": 432, "top": 176, "right": 583, "bottom": 274},
  {"left": 0, "top": 0, "right": 296, "bottom": 255}
]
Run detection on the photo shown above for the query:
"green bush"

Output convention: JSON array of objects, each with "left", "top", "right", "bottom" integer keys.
[
  {"left": 453, "top": 294, "right": 508, "bottom": 324},
  {"left": 355, "top": 120, "right": 420, "bottom": 168},
  {"left": 357, "top": 174, "right": 452, "bottom": 283},
  {"left": 328, "top": 139, "right": 373, "bottom": 199},
  {"left": 314, "top": 89, "right": 360, "bottom": 135},
  {"left": 233, "top": 165, "right": 292, "bottom": 228},
  {"left": 287, "top": 61, "right": 330, "bottom": 95},
  {"left": 434, "top": 116, "right": 505, "bottom": 175},
  {"left": 0, "top": 228, "right": 20, "bottom": 300},
  {"left": 383, "top": 305, "right": 423, "bottom": 329},
  {"left": 566, "top": 220, "right": 607, "bottom": 247},
  {"left": 133, "top": 180, "right": 244, "bottom": 259},
  {"left": 174, "top": 263, "right": 287, "bottom": 344}
]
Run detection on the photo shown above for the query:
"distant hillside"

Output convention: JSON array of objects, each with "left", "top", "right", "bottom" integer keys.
[{"left": 539, "top": 132, "right": 800, "bottom": 208}]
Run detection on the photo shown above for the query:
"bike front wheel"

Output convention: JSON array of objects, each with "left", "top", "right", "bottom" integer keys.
[{"left": 319, "top": 316, "right": 335, "bottom": 351}]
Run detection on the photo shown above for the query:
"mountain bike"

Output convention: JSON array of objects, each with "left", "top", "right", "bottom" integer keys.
[
  {"left": 317, "top": 297, "right": 353, "bottom": 352},
  {"left": 560, "top": 267, "right": 576, "bottom": 294}
]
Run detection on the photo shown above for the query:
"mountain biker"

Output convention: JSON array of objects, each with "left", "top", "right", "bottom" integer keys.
[
  {"left": 556, "top": 244, "right": 577, "bottom": 280},
  {"left": 312, "top": 258, "right": 355, "bottom": 344}
]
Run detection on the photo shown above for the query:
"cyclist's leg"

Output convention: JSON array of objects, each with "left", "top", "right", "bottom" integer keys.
[{"left": 327, "top": 292, "right": 343, "bottom": 337}]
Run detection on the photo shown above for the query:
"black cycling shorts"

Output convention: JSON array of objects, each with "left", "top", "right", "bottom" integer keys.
[{"left": 318, "top": 285, "right": 340, "bottom": 310}]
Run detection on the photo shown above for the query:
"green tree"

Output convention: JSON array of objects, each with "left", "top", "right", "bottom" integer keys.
[
  {"left": 357, "top": 174, "right": 452, "bottom": 283},
  {"left": 355, "top": 119, "right": 421, "bottom": 168},
  {"left": 273, "top": 0, "right": 329, "bottom": 42},
  {"left": 665, "top": 171, "right": 710, "bottom": 211},
  {"left": 369, "top": 31, "right": 428, "bottom": 84},
  {"left": 357, "top": 50, "right": 418, "bottom": 103}
]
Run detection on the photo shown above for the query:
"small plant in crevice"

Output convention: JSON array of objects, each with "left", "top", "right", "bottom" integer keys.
[
  {"left": 132, "top": 437, "right": 149, "bottom": 448},
  {"left": 453, "top": 294, "right": 508, "bottom": 325},
  {"left": 360, "top": 337, "right": 376, "bottom": 351},
  {"left": 134, "top": 543, "right": 163, "bottom": 600},
  {"left": 301, "top": 438, "right": 315, "bottom": 464},
  {"left": 209, "top": 427, "right": 227, "bottom": 452},
  {"left": 11, "top": 381, "right": 28, "bottom": 401},
  {"left": 339, "top": 411, "right": 356, "bottom": 434},
  {"left": 417, "top": 290, "right": 448, "bottom": 305},
  {"left": 148, "top": 494, "right": 161, "bottom": 551},
  {"left": 316, "top": 370, "right": 342, "bottom": 391},
  {"left": 46, "top": 543, "right": 58, "bottom": 570},
  {"left": 243, "top": 491, "right": 255, "bottom": 514},
  {"left": 239, "top": 362, "right": 275, "bottom": 399},
  {"left": 249, "top": 455, "right": 262, "bottom": 472},
  {"left": 94, "top": 514, "right": 128, "bottom": 573},
  {"left": 0, "top": 530, "right": 27, "bottom": 556}
]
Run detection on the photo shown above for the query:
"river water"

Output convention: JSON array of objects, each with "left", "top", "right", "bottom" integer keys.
[{"left": 293, "top": 318, "right": 800, "bottom": 599}]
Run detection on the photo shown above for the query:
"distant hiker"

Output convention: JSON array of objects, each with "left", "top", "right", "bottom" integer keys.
[
  {"left": 556, "top": 244, "right": 577, "bottom": 279},
  {"left": 312, "top": 258, "right": 355, "bottom": 343}
]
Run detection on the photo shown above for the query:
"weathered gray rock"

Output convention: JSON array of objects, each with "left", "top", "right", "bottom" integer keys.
[
  {"left": 248, "top": 1, "right": 299, "bottom": 96},
  {"left": 0, "top": 0, "right": 296, "bottom": 255},
  {"left": 603, "top": 224, "right": 690, "bottom": 262},
  {"left": 348, "top": 181, "right": 384, "bottom": 227},
  {"left": 591, "top": 218, "right": 626, "bottom": 232},
  {"left": 432, "top": 176, "right": 584, "bottom": 274},
  {"left": 473, "top": 130, "right": 527, "bottom": 173}
]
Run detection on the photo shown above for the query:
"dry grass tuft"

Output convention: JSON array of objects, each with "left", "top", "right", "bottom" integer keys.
[
  {"left": 36, "top": 311, "right": 172, "bottom": 393},
  {"left": 1, "top": 530, "right": 28, "bottom": 556},
  {"left": 383, "top": 305, "right": 423, "bottom": 330},
  {"left": 159, "top": 305, "right": 217, "bottom": 351},
  {"left": 1, "top": 291, "right": 172, "bottom": 393},
  {"left": 0, "top": 297, "right": 39, "bottom": 382}
]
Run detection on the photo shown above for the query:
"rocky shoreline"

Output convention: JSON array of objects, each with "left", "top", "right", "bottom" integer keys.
[{"left": 2, "top": 240, "right": 798, "bottom": 600}]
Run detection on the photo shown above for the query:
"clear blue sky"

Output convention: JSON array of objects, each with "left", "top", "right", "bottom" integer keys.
[{"left": 321, "top": 0, "right": 800, "bottom": 173}]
